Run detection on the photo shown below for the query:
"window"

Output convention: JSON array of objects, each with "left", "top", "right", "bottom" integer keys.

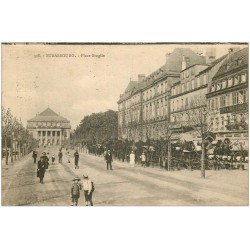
[
  {"left": 220, "top": 96, "right": 226, "bottom": 108},
  {"left": 222, "top": 80, "right": 227, "bottom": 89},
  {"left": 182, "top": 83, "right": 185, "bottom": 92},
  {"left": 217, "top": 82, "right": 222, "bottom": 91},
  {"left": 227, "top": 78, "right": 232, "bottom": 88},
  {"left": 211, "top": 99, "right": 215, "bottom": 110},
  {"left": 211, "top": 84, "right": 216, "bottom": 92},
  {"left": 203, "top": 75, "right": 206, "bottom": 85},
  {"left": 38, "top": 131, "right": 41, "bottom": 136},
  {"left": 232, "top": 92, "right": 239, "bottom": 105},
  {"left": 197, "top": 77, "right": 200, "bottom": 87},
  {"left": 215, "top": 98, "right": 219, "bottom": 109},
  {"left": 191, "top": 80, "right": 194, "bottom": 90},
  {"left": 57, "top": 131, "right": 60, "bottom": 136},
  {"left": 221, "top": 117, "right": 224, "bottom": 126},
  {"left": 239, "top": 90, "right": 247, "bottom": 104},
  {"left": 43, "top": 131, "right": 46, "bottom": 136},
  {"left": 241, "top": 73, "right": 247, "bottom": 83},
  {"left": 185, "top": 97, "right": 188, "bottom": 108},
  {"left": 210, "top": 118, "right": 214, "bottom": 127},
  {"left": 234, "top": 75, "right": 240, "bottom": 85}
]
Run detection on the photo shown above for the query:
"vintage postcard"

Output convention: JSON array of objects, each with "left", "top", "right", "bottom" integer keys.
[{"left": 1, "top": 43, "right": 248, "bottom": 206}]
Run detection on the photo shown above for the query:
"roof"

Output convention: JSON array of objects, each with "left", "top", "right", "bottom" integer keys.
[
  {"left": 118, "top": 48, "right": 206, "bottom": 103},
  {"left": 213, "top": 47, "right": 248, "bottom": 80},
  {"left": 28, "top": 108, "right": 70, "bottom": 123},
  {"left": 197, "top": 54, "right": 228, "bottom": 76}
]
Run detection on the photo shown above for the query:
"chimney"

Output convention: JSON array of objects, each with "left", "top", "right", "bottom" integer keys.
[
  {"left": 138, "top": 74, "right": 146, "bottom": 82},
  {"left": 181, "top": 55, "right": 187, "bottom": 70},
  {"left": 228, "top": 47, "right": 240, "bottom": 54}
]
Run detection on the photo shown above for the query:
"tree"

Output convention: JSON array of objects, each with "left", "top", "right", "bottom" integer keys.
[
  {"left": 73, "top": 110, "right": 118, "bottom": 149},
  {"left": 185, "top": 96, "right": 211, "bottom": 178}
]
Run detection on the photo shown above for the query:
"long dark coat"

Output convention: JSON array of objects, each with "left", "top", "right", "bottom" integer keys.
[
  {"left": 105, "top": 153, "right": 113, "bottom": 163},
  {"left": 37, "top": 160, "right": 46, "bottom": 178}
]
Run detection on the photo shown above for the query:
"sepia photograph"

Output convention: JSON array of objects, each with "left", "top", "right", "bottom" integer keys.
[{"left": 1, "top": 42, "right": 249, "bottom": 206}]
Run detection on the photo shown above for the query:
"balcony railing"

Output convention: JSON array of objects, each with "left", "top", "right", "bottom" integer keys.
[{"left": 220, "top": 103, "right": 248, "bottom": 114}]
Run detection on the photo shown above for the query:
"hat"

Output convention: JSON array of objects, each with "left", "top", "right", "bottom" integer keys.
[{"left": 73, "top": 176, "right": 81, "bottom": 181}]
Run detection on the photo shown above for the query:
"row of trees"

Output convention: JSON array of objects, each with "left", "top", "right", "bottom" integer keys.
[
  {"left": 72, "top": 110, "right": 118, "bottom": 148},
  {"left": 2, "top": 107, "right": 38, "bottom": 165}
]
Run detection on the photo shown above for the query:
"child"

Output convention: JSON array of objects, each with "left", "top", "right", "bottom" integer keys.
[
  {"left": 70, "top": 177, "right": 81, "bottom": 206},
  {"left": 51, "top": 154, "right": 55, "bottom": 165},
  {"left": 67, "top": 151, "right": 71, "bottom": 163}
]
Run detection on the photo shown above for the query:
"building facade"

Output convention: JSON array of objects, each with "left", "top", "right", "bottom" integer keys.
[
  {"left": 206, "top": 47, "right": 248, "bottom": 149},
  {"left": 118, "top": 48, "right": 207, "bottom": 142},
  {"left": 27, "top": 108, "right": 71, "bottom": 146}
]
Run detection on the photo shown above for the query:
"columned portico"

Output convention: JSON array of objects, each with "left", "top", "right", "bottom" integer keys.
[{"left": 27, "top": 108, "right": 71, "bottom": 146}]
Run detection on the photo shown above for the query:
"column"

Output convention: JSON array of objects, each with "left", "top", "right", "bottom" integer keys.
[{"left": 45, "top": 130, "right": 48, "bottom": 145}]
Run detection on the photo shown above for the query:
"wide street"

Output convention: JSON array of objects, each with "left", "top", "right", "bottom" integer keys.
[{"left": 1, "top": 147, "right": 248, "bottom": 206}]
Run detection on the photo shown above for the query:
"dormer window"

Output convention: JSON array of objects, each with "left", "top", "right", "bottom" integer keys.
[
  {"left": 222, "top": 80, "right": 227, "bottom": 89},
  {"left": 234, "top": 75, "right": 240, "bottom": 85},
  {"left": 241, "top": 73, "right": 247, "bottom": 83},
  {"left": 211, "top": 84, "right": 216, "bottom": 92},
  {"left": 236, "top": 59, "right": 242, "bottom": 66},
  {"left": 227, "top": 78, "right": 233, "bottom": 87},
  {"left": 217, "top": 82, "right": 222, "bottom": 90}
]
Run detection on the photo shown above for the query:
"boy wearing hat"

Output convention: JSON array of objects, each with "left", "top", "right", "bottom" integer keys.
[{"left": 70, "top": 177, "right": 81, "bottom": 206}]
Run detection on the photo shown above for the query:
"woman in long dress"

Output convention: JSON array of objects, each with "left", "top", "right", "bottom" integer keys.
[{"left": 129, "top": 151, "right": 135, "bottom": 167}]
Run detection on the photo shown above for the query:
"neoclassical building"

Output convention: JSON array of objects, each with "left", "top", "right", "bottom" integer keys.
[{"left": 27, "top": 108, "right": 71, "bottom": 146}]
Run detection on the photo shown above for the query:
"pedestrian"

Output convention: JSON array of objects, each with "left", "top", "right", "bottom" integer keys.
[
  {"left": 32, "top": 150, "right": 38, "bottom": 163},
  {"left": 130, "top": 151, "right": 135, "bottom": 167},
  {"left": 105, "top": 149, "right": 113, "bottom": 170},
  {"left": 70, "top": 176, "right": 81, "bottom": 206},
  {"left": 42, "top": 152, "right": 50, "bottom": 169},
  {"left": 82, "top": 175, "right": 94, "bottom": 206},
  {"left": 37, "top": 156, "right": 46, "bottom": 184},
  {"left": 67, "top": 151, "right": 71, "bottom": 163},
  {"left": 51, "top": 154, "right": 56, "bottom": 165},
  {"left": 74, "top": 150, "right": 80, "bottom": 169},
  {"left": 140, "top": 152, "right": 146, "bottom": 167},
  {"left": 58, "top": 150, "right": 63, "bottom": 164}
]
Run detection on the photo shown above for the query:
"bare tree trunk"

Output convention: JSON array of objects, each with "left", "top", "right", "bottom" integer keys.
[
  {"left": 14, "top": 142, "right": 17, "bottom": 161},
  {"left": 5, "top": 137, "right": 8, "bottom": 165},
  {"left": 19, "top": 141, "right": 21, "bottom": 159},
  {"left": 10, "top": 134, "right": 13, "bottom": 163},
  {"left": 167, "top": 140, "right": 171, "bottom": 171},
  {"left": 201, "top": 139, "right": 205, "bottom": 178}
]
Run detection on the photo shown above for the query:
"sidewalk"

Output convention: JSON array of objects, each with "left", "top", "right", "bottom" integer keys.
[{"left": 80, "top": 152, "right": 248, "bottom": 195}]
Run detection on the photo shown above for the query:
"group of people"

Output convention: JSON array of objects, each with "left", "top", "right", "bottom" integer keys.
[
  {"left": 104, "top": 149, "right": 147, "bottom": 169},
  {"left": 36, "top": 152, "right": 50, "bottom": 184},
  {"left": 71, "top": 175, "right": 95, "bottom": 206}
]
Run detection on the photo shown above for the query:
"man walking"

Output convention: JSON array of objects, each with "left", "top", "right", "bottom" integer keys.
[
  {"left": 82, "top": 175, "right": 94, "bottom": 206},
  {"left": 37, "top": 156, "right": 46, "bottom": 184},
  {"left": 32, "top": 150, "right": 38, "bottom": 164},
  {"left": 74, "top": 149, "right": 80, "bottom": 169},
  {"left": 105, "top": 149, "right": 113, "bottom": 170},
  {"left": 58, "top": 150, "right": 63, "bottom": 164}
]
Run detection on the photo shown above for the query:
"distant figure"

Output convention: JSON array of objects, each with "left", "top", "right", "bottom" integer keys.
[
  {"left": 42, "top": 152, "right": 49, "bottom": 169},
  {"left": 70, "top": 176, "right": 81, "bottom": 206},
  {"left": 67, "top": 151, "right": 71, "bottom": 163},
  {"left": 58, "top": 150, "right": 63, "bottom": 164},
  {"left": 37, "top": 156, "right": 46, "bottom": 184},
  {"left": 32, "top": 150, "right": 38, "bottom": 163},
  {"left": 130, "top": 151, "right": 135, "bottom": 166},
  {"left": 51, "top": 154, "right": 56, "bottom": 165},
  {"left": 82, "top": 175, "right": 94, "bottom": 206},
  {"left": 105, "top": 149, "right": 113, "bottom": 170},
  {"left": 140, "top": 152, "right": 146, "bottom": 167},
  {"left": 74, "top": 150, "right": 80, "bottom": 169}
]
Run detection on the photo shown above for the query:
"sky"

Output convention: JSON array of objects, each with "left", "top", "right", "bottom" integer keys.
[{"left": 2, "top": 43, "right": 246, "bottom": 129}]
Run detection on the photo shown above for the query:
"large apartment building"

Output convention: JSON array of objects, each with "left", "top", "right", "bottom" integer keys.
[
  {"left": 118, "top": 48, "right": 206, "bottom": 142},
  {"left": 206, "top": 47, "right": 248, "bottom": 149}
]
